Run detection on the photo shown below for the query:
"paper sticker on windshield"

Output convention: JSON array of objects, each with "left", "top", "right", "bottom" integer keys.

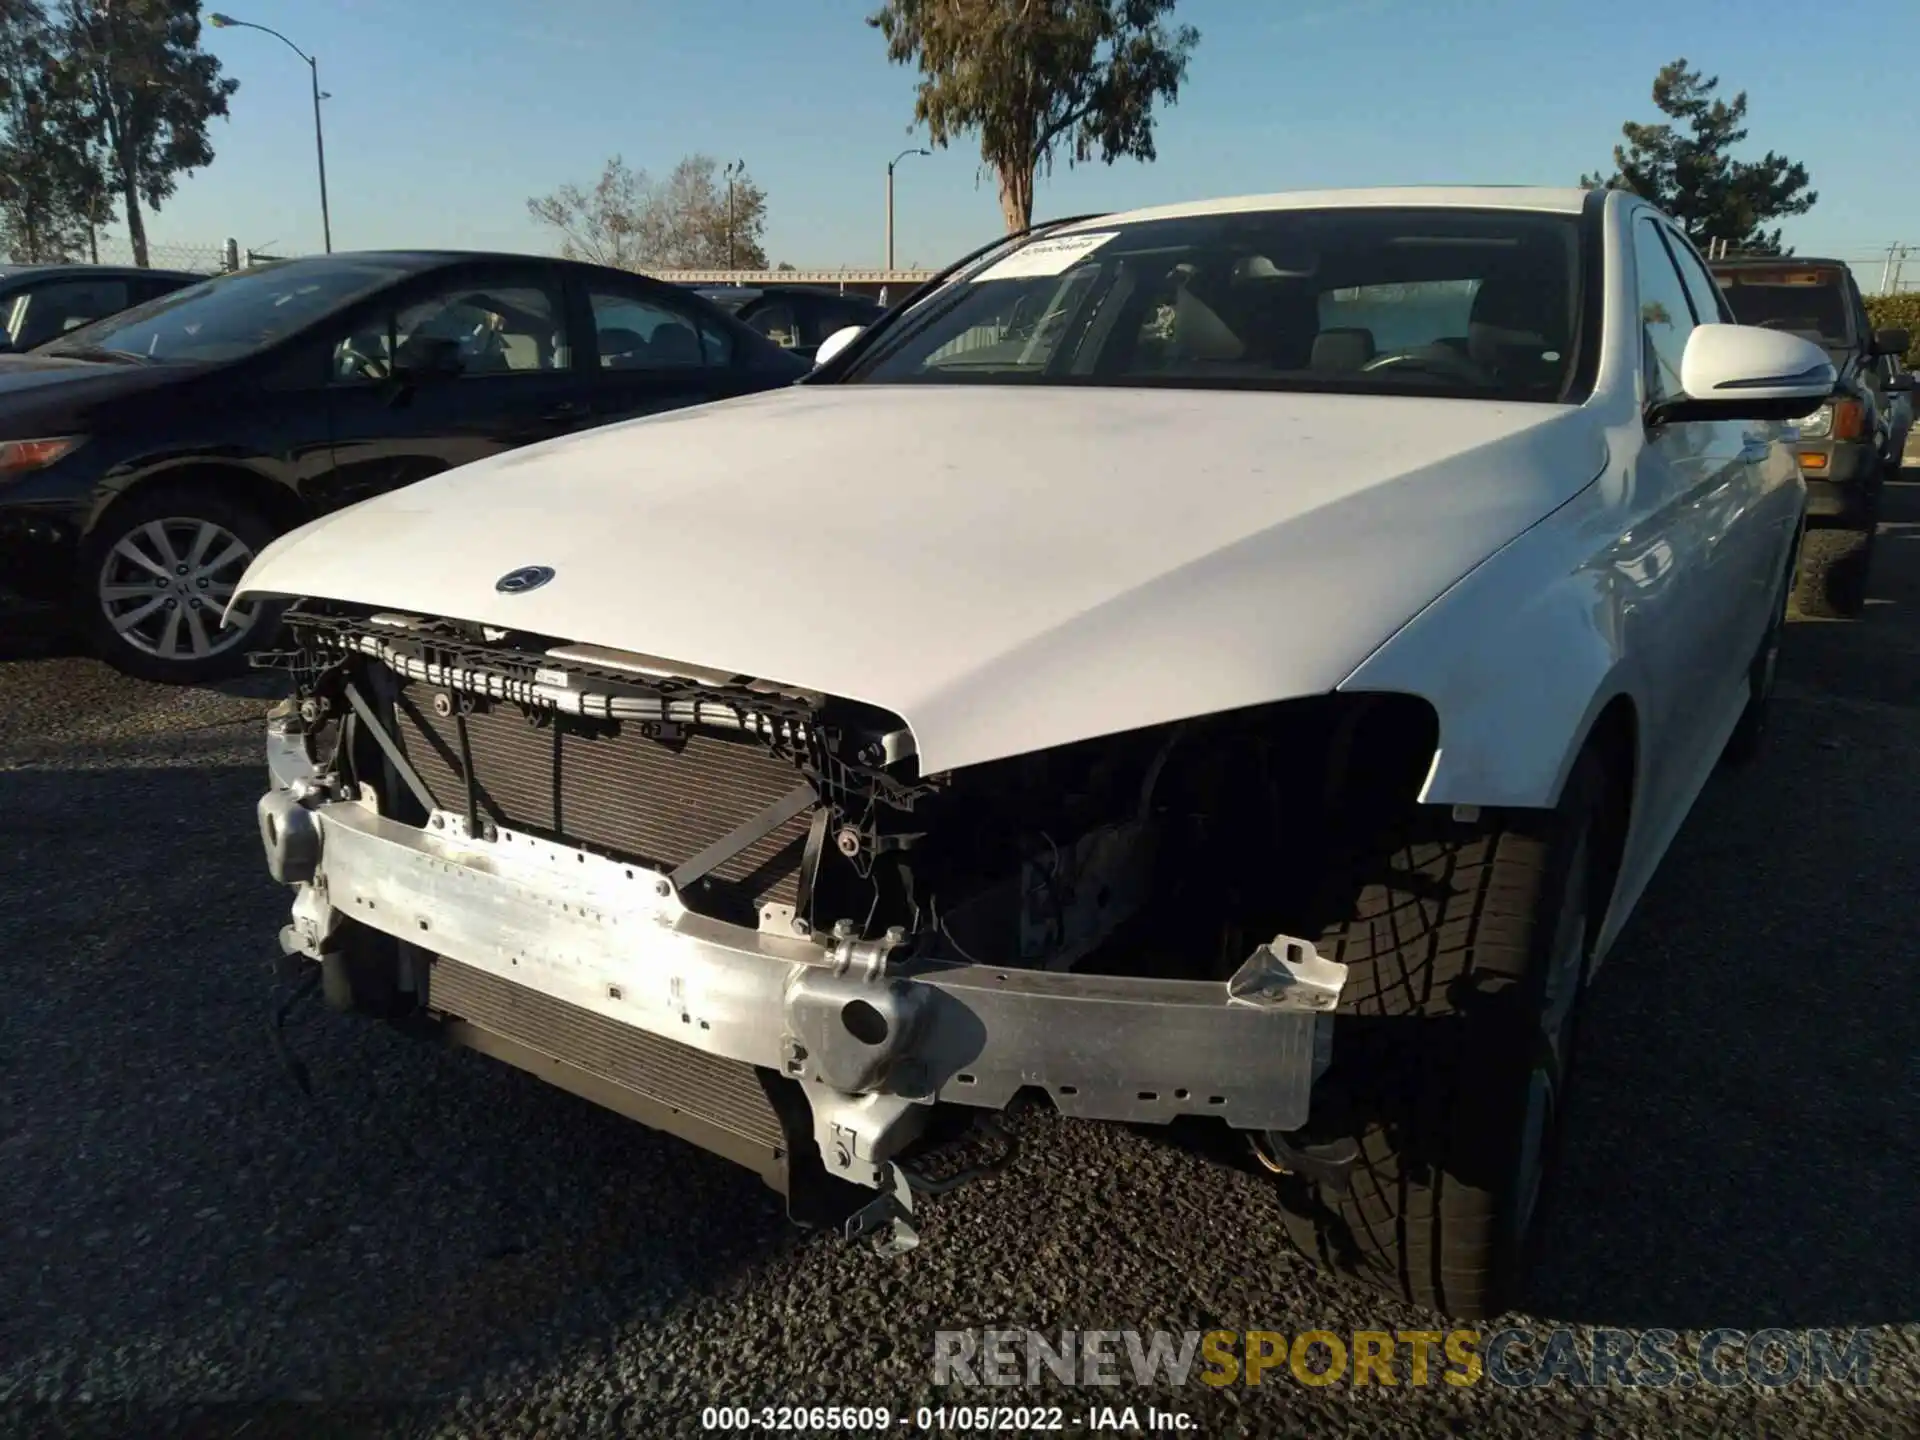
[{"left": 971, "top": 231, "right": 1119, "bottom": 282}]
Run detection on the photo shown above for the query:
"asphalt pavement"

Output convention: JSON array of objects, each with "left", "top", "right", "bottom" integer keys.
[{"left": 3, "top": 486, "right": 1918, "bottom": 1439}]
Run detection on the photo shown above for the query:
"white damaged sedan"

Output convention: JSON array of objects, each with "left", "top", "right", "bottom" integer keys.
[{"left": 238, "top": 187, "right": 1834, "bottom": 1318}]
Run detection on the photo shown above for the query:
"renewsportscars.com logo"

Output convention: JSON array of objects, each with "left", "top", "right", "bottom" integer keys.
[{"left": 933, "top": 1327, "right": 1878, "bottom": 1390}]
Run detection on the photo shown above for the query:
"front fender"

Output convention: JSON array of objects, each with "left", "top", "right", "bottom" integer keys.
[{"left": 1338, "top": 472, "right": 1640, "bottom": 812}]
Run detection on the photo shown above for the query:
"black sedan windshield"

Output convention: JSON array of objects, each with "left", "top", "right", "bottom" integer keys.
[
  {"left": 40, "top": 258, "right": 413, "bottom": 364},
  {"left": 846, "top": 206, "right": 1587, "bottom": 403}
]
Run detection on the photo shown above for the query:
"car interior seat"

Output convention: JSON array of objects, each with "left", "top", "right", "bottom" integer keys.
[
  {"left": 596, "top": 326, "right": 647, "bottom": 368},
  {"left": 1466, "top": 250, "right": 1572, "bottom": 395},
  {"left": 1309, "top": 326, "right": 1378, "bottom": 372},
  {"left": 647, "top": 322, "right": 703, "bottom": 366}
]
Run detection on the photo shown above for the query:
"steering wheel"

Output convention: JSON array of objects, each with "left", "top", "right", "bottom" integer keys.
[
  {"left": 337, "top": 344, "right": 387, "bottom": 382},
  {"left": 1360, "top": 345, "right": 1494, "bottom": 386}
]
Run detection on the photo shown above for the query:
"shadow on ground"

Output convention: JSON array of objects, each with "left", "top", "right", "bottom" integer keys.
[{"left": 0, "top": 762, "right": 795, "bottom": 1408}]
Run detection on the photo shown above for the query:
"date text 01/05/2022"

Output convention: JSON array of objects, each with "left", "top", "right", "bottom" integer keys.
[{"left": 700, "top": 1405, "right": 1197, "bottom": 1432}]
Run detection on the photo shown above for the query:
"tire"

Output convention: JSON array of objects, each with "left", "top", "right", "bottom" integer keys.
[
  {"left": 1792, "top": 526, "right": 1874, "bottom": 619},
  {"left": 1721, "top": 536, "right": 1795, "bottom": 767},
  {"left": 1273, "top": 753, "right": 1611, "bottom": 1319},
  {"left": 76, "top": 483, "right": 285, "bottom": 685}
]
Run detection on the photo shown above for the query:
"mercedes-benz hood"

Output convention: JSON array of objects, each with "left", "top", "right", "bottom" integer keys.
[{"left": 236, "top": 383, "right": 1603, "bottom": 775}]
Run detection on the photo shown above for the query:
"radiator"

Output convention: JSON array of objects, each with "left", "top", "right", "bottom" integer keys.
[
  {"left": 428, "top": 955, "right": 790, "bottom": 1186},
  {"left": 387, "top": 676, "right": 812, "bottom": 917}
]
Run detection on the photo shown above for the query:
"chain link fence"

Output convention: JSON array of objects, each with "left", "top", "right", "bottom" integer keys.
[
  {"left": 43, "top": 237, "right": 299, "bottom": 273},
  {"left": 80, "top": 237, "right": 235, "bottom": 273}
]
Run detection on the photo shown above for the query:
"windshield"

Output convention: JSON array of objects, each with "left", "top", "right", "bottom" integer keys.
[
  {"left": 1710, "top": 268, "right": 1852, "bottom": 347},
  {"left": 846, "top": 207, "right": 1586, "bottom": 402},
  {"left": 40, "top": 258, "right": 413, "bottom": 363}
]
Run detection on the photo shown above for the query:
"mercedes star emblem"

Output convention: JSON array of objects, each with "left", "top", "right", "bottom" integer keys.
[{"left": 495, "top": 565, "right": 556, "bottom": 595}]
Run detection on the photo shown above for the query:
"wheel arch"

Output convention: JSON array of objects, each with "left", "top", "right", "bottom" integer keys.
[
  {"left": 84, "top": 460, "right": 309, "bottom": 542},
  {"left": 1574, "top": 691, "right": 1639, "bottom": 931}
]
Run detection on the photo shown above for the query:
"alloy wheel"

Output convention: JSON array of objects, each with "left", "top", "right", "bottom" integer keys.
[{"left": 96, "top": 516, "right": 260, "bottom": 661}]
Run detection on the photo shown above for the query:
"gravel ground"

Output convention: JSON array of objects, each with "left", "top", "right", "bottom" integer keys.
[{"left": 4, "top": 487, "right": 1919, "bottom": 1440}]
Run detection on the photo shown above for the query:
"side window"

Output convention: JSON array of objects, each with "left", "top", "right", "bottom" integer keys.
[
  {"left": 745, "top": 300, "right": 800, "bottom": 349},
  {"left": 1852, "top": 290, "right": 1876, "bottom": 359},
  {"left": 801, "top": 296, "right": 873, "bottom": 347},
  {"left": 1664, "top": 231, "right": 1731, "bottom": 325},
  {"left": 1633, "top": 218, "right": 1697, "bottom": 402},
  {"left": 331, "top": 276, "right": 566, "bottom": 383},
  {"left": 587, "top": 287, "right": 731, "bottom": 369},
  {"left": 12, "top": 278, "right": 132, "bottom": 348}
]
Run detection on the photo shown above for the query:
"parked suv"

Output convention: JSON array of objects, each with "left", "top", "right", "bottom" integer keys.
[{"left": 1709, "top": 256, "right": 1912, "bottom": 616}]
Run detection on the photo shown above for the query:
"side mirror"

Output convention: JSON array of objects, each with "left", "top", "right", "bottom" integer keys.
[
  {"left": 1654, "top": 323, "right": 1837, "bottom": 424},
  {"left": 1873, "top": 327, "right": 1910, "bottom": 359},
  {"left": 813, "top": 325, "right": 864, "bottom": 368}
]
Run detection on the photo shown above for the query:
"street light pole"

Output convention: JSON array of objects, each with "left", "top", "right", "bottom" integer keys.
[
  {"left": 308, "top": 53, "right": 331, "bottom": 254},
  {"left": 886, "top": 147, "right": 930, "bottom": 271},
  {"left": 209, "top": 14, "right": 332, "bottom": 252},
  {"left": 723, "top": 159, "right": 745, "bottom": 271}
]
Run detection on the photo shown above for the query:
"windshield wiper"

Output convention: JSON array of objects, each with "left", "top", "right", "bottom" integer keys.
[{"left": 40, "top": 344, "right": 152, "bottom": 364}]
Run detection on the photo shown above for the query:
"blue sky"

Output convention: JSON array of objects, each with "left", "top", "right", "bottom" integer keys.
[{"left": 152, "top": 0, "right": 1912, "bottom": 282}]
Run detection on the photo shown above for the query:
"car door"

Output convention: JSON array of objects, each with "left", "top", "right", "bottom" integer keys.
[
  {"left": 1661, "top": 226, "right": 1800, "bottom": 635},
  {"left": 1628, "top": 215, "right": 1758, "bottom": 792},
  {"left": 319, "top": 262, "right": 588, "bottom": 511},
  {"left": 570, "top": 274, "right": 763, "bottom": 425}
]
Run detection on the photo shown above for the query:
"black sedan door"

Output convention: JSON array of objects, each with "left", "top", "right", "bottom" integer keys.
[
  {"left": 317, "top": 261, "right": 590, "bottom": 512},
  {"left": 569, "top": 272, "right": 778, "bottom": 426}
]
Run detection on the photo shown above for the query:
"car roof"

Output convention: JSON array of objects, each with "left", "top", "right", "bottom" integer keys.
[
  {"left": 241, "top": 251, "right": 752, "bottom": 292},
  {"left": 1053, "top": 185, "right": 1593, "bottom": 232},
  {"left": 0, "top": 263, "right": 205, "bottom": 282},
  {"left": 694, "top": 283, "right": 883, "bottom": 302},
  {"left": 1707, "top": 256, "right": 1850, "bottom": 272},
  {"left": 246, "top": 250, "right": 522, "bottom": 272}
]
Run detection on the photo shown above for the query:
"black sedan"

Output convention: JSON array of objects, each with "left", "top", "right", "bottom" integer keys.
[
  {"left": 692, "top": 284, "right": 886, "bottom": 362},
  {"left": 0, "top": 250, "right": 810, "bottom": 682},
  {"left": 1, "top": 263, "right": 205, "bottom": 353}
]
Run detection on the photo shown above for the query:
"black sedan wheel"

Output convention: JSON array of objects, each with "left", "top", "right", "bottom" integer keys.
[{"left": 79, "top": 486, "right": 283, "bottom": 684}]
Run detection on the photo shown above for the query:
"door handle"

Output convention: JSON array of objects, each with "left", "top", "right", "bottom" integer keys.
[{"left": 540, "top": 400, "right": 589, "bottom": 422}]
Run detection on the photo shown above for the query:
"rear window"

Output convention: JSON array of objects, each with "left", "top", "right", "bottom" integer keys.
[{"left": 1710, "top": 267, "right": 1853, "bottom": 347}]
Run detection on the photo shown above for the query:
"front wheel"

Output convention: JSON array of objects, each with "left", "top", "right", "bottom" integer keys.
[
  {"left": 1273, "top": 753, "right": 1612, "bottom": 1319},
  {"left": 77, "top": 484, "right": 285, "bottom": 685}
]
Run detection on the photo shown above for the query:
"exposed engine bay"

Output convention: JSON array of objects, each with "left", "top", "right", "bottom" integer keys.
[{"left": 256, "top": 602, "right": 1440, "bottom": 1247}]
